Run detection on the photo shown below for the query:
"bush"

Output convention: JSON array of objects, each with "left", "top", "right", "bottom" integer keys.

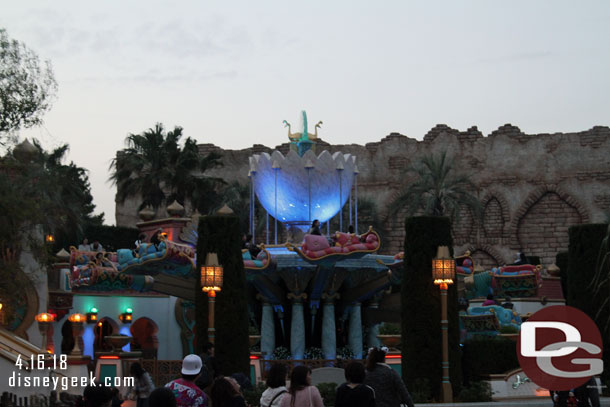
[
  {"left": 316, "top": 383, "right": 337, "bottom": 406},
  {"left": 195, "top": 214, "right": 250, "bottom": 377},
  {"left": 54, "top": 222, "right": 140, "bottom": 253},
  {"left": 379, "top": 322, "right": 401, "bottom": 335},
  {"left": 566, "top": 224, "right": 608, "bottom": 318},
  {"left": 336, "top": 346, "right": 354, "bottom": 360},
  {"left": 457, "top": 381, "right": 492, "bottom": 402},
  {"left": 271, "top": 347, "right": 291, "bottom": 360},
  {"left": 304, "top": 347, "right": 324, "bottom": 360},
  {"left": 409, "top": 378, "right": 432, "bottom": 403},
  {"left": 243, "top": 382, "right": 266, "bottom": 407},
  {"left": 461, "top": 336, "right": 519, "bottom": 383},
  {"left": 499, "top": 325, "right": 519, "bottom": 334},
  {"left": 402, "top": 216, "right": 461, "bottom": 399}
]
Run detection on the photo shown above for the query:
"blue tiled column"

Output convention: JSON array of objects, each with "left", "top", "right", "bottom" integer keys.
[
  {"left": 348, "top": 303, "right": 363, "bottom": 359},
  {"left": 290, "top": 300, "right": 305, "bottom": 360},
  {"left": 261, "top": 302, "right": 275, "bottom": 359},
  {"left": 321, "top": 300, "right": 336, "bottom": 360},
  {"left": 367, "top": 302, "right": 381, "bottom": 349}
]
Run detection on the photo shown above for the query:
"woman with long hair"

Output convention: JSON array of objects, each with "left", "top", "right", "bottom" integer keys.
[
  {"left": 127, "top": 362, "right": 155, "bottom": 407},
  {"left": 279, "top": 365, "right": 324, "bottom": 407},
  {"left": 260, "top": 364, "right": 288, "bottom": 407},
  {"left": 210, "top": 376, "right": 247, "bottom": 407},
  {"left": 363, "top": 348, "right": 414, "bottom": 407}
]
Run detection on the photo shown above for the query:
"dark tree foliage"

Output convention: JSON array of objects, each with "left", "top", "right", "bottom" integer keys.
[
  {"left": 401, "top": 216, "right": 461, "bottom": 400},
  {"left": 0, "top": 29, "right": 57, "bottom": 140},
  {"left": 388, "top": 151, "right": 482, "bottom": 220},
  {"left": 566, "top": 224, "right": 609, "bottom": 382},
  {"left": 109, "top": 123, "right": 224, "bottom": 212},
  {"left": 0, "top": 141, "right": 99, "bottom": 258},
  {"left": 566, "top": 224, "right": 608, "bottom": 315},
  {"left": 195, "top": 214, "right": 250, "bottom": 377},
  {"left": 555, "top": 251, "right": 569, "bottom": 300}
]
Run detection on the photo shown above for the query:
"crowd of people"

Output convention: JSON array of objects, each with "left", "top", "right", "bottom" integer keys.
[{"left": 75, "top": 346, "right": 414, "bottom": 407}]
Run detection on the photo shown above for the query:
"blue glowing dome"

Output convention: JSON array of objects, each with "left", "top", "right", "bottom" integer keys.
[{"left": 250, "top": 150, "right": 356, "bottom": 227}]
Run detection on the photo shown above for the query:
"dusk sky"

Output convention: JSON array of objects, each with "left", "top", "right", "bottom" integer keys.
[{"left": 3, "top": 1, "right": 609, "bottom": 224}]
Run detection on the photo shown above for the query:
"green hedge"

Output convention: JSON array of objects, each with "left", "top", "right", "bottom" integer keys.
[
  {"left": 401, "top": 216, "right": 461, "bottom": 401},
  {"left": 555, "top": 251, "right": 569, "bottom": 300},
  {"left": 566, "top": 224, "right": 608, "bottom": 316},
  {"left": 195, "top": 214, "right": 250, "bottom": 377},
  {"left": 461, "top": 337, "right": 519, "bottom": 383},
  {"left": 53, "top": 222, "right": 139, "bottom": 253}
]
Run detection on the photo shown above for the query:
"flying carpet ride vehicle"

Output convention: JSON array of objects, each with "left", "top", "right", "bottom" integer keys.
[
  {"left": 69, "top": 237, "right": 195, "bottom": 292},
  {"left": 286, "top": 227, "right": 381, "bottom": 266}
]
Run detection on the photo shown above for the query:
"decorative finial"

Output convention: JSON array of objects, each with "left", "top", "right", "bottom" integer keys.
[{"left": 216, "top": 204, "right": 234, "bottom": 215}]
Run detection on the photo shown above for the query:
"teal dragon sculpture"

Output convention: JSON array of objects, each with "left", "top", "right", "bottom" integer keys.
[{"left": 283, "top": 110, "right": 323, "bottom": 156}]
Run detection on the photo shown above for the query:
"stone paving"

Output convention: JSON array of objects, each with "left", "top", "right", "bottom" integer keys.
[{"left": 417, "top": 398, "right": 610, "bottom": 406}]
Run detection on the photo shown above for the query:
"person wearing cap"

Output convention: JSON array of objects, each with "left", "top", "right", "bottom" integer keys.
[{"left": 165, "top": 354, "right": 208, "bottom": 407}]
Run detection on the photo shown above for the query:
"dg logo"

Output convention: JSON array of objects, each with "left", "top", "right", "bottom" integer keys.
[{"left": 517, "top": 305, "right": 604, "bottom": 391}]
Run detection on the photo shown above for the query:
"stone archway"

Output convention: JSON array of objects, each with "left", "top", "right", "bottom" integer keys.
[
  {"left": 94, "top": 317, "right": 119, "bottom": 353},
  {"left": 480, "top": 191, "right": 510, "bottom": 243},
  {"left": 130, "top": 317, "right": 159, "bottom": 359},
  {"left": 511, "top": 186, "right": 589, "bottom": 266},
  {"left": 463, "top": 244, "right": 505, "bottom": 271}
]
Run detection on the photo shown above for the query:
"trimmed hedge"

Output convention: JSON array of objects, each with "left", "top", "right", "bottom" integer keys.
[
  {"left": 401, "top": 216, "right": 461, "bottom": 400},
  {"left": 195, "top": 214, "right": 250, "bottom": 377},
  {"left": 461, "top": 336, "right": 519, "bottom": 384},
  {"left": 555, "top": 251, "right": 569, "bottom": 300},
  {"left": 53, "top": 222, "right": 139, "bottom": 253},
  {"left": 566, "top": 224, "right": 608, "bottom": 316}
]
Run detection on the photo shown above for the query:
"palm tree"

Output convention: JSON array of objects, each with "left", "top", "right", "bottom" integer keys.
[
  {"left": 109, "top": 123, "right": 224, "bottom": 212},
  {"left": 388, "top": 151, "right": 482, "bottom": 221}
]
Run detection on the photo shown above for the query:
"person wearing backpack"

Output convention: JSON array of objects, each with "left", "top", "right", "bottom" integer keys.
[{"left": 260, "top": 364, "right": 288, "bottom": 407}]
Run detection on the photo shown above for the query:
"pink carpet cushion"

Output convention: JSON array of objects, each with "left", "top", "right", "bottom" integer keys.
[{"left": 304, "top": 234, "right": 330, "bottom": 251}]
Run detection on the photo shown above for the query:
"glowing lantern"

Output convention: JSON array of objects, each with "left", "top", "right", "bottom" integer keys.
[
  {"left": 35, "top": 313, "right": 54, "bottom": 323},
  {"left": 45, "top": 234, "right": 55, "bottom": 243},
  {"left": 432, "top": 246, "right": 455, "bottom": 290},
  {"left": 68, "top": 313, "right": 85, "bottom": 324},
  {"left": 119, "top": 307, "right": 133, "bottom": 323},
  {"left": 200, "top": 253, "right": 223, "bottom": 294},
  {"left": 86, "top": 307, "right": 98, "bottom": 323}
]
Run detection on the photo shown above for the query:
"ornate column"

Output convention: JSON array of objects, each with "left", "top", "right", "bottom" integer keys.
[
  {"left": 258, "top": 296, "right": 276, "bottom": 360},
  {"left": 321, "top": 292, "right": 339, "bottom": 360},
  {"left": 366, "top": 301, "right": 381, "bottom": 349},
  {"left": 288, "top": 293, "right": 307, "bottom": 360},
  {"left": 348, "top": 303, "right": 363, "bottom": 359}
]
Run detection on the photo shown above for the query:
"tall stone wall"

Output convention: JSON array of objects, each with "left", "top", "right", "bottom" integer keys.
[{"left": 115, "top": 124, "right": 610, "bottom": 267}]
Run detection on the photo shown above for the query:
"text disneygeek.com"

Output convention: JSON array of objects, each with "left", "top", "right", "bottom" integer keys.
[{"left": 9, "top": 372, "right": 134, "bottom": 391}]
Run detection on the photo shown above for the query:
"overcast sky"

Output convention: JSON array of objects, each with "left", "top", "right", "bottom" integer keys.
[{"left": 3, "top": 1, "right": 609, "bottom": 224}]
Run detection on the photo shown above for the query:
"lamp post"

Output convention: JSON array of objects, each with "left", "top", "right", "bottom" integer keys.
[
  {"left": 201, "top": 253, "right": 224, "bottom": 344},
  {"left": 35, "top": 312, "right": 55, "bottom": 352},
  {"left": 432, "top": 246, "right": 455, "bottom": 403},
  {"left": 68, "top": 313, "right": 86, "bottom": 356}
]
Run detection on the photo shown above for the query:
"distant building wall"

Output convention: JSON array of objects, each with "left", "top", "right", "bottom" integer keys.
[{"left": 115, "top": 124, "right": 610, "bottom": 267}]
